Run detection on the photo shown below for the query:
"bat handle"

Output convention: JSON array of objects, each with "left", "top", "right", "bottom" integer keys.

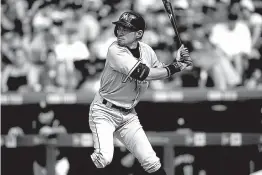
[
  {"left": 177, "top": 36, "right": 183, "bottom": 47},
  {"left": 171, "top": 13, "right": 182, "bottom": 47},
  {"left": 173, "top": 25, "right": 182, "bottom": 47}
]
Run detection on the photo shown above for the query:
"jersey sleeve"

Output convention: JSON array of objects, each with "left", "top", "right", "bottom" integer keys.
[{"left": 107, "top": 43, "right": 141, "bottom": 76}]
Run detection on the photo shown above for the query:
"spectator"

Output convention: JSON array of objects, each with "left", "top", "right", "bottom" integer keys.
[
  {"left": 208, "top": 12, "right": 252, "bottom": 89},
  {"left": 32, "top": 101, "right": 69, "bottom": 175},
  {"left": 29, "top": 27, "right": 55, "bottom": 64},
  {"left": 1, "top": 32, "right": 18, "bottom": 66},
  {"left": 1, "top": 0, "right": 261, "bottom": 91},
  {"left": 239, "top": 0, "right": 262, "bottom": 49},
  {"left": 73, "top": 5, "right": 101, "bottom": 45},
  {"left": 245, "top": 68, "right": 262, "bottom": 89},
  {"left": 89, "top": 25, "right": 116, "bottom": 60},
  {"left": 7, "top": 101, "right": 70, "bottom": 175},
  {"left": 141, "top": 13, "right": 161, "bottom": 47},
  {"left": 190, "top": 46, "right": 221, "bottom": 88},
  {"left": 54, "top": 24, "right": 90, "bottom": 90},
  {"left": 133, "top": 0, "right": 163, "bottom": 14},
  {"left": 38, "top": 49, "right": 65, "bottom": 92},
  {"left": 1, "top": 47, "right": 40, "bottom": 92},
  {"left": 238, "top": 0, "right": 262, "bottom": 86},
  {"left": 32, "top": 3, "right": 54, "bottom": 33},
  {"left": 1, "top": 0, "right": 25, "bottom": 35}
]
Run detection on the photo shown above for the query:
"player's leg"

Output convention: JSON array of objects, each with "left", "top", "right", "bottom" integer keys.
[
  {"left": 115, "top": 115, "right": 166, "bottom": 175},
  {"left": 89, "top": 107, "right": 116, "bottom": 168}
]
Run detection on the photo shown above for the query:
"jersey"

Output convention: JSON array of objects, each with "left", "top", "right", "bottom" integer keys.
[
  {"left": 249, "top": 13, "right": 262, "bottom": 29},
  {"left": 98, "top": 41, "right": 165, "bottom": 109},
  {"left": 209, "top": 21, "right": 252, "bottom": 57}
]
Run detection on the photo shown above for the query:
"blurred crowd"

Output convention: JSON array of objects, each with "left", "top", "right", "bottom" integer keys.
[{"left": 1, "top": 0, "right": 262, "bottom": 93}]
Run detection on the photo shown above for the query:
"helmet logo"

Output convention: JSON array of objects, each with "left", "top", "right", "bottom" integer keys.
[{"left": 120, "top": 13, "right": 136, "bottom": 23}]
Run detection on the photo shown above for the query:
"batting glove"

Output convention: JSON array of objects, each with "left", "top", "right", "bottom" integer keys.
[
  {"left": 176, "top": 45, "right": 192, "bottom": 67},
  {"left": 165, "top": 45, "right": 193, "bottom": 77}
]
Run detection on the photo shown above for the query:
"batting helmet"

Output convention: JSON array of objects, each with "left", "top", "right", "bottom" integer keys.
[{"left": 112, "top": 11, "right": 145, "bottom": 37}]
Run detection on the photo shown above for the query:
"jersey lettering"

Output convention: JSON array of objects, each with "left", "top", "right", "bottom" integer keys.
[{"left": 122, "top": 75, "right": 148, "bottom": 84}]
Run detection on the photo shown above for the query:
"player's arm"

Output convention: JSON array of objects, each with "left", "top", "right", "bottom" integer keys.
[
  {"left": 146, "top": 62, "right": 188, "bottom": 80},
  {"left": 108, "top": 48, "right": 168, "bottom": 80},
  {"left": 250, "top": 14, "right": 262, "bottom": 48},
  {"left": 146, "top": 45, "right": 192, "bottom": 80},
  {"left": 146, "top": 67, "right": 169, "bottom": 80},
  {"left": 131, "top": 45, "right": 192, "bottom": 81},
  {"left": 251, "top": 25, "right": 262, "bottom": 48},
  {"left": 108, "top": 43, "right": 191, "bottom": 81}
]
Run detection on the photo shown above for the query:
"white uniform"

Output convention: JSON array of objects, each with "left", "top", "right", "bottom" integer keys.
[{"left": 89, "top": 41, "right": 165, "bottom": 172}]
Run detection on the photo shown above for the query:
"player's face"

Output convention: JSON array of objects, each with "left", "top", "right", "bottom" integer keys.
[{"left": 116, "top": 25, "right": 137, "bottom": 46}]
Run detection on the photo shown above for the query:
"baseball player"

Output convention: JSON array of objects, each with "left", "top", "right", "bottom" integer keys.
[{"left": 88, "top": 11, "right": 192, "bottom": 175}]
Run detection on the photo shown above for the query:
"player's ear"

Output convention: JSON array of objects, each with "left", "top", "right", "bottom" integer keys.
[{"left": 136, "top": 30, "right": 143, "bottom": 39}]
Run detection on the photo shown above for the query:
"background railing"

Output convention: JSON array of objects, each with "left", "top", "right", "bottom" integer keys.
[
  {"left": 2, "top": 88, "right": 262, "bottom": 105},
  {"left": 2, "top": 89, "right": 262, "bottom": 175},
  {"left": 2, "top": 132, "right": 262, "bottom": 175}
]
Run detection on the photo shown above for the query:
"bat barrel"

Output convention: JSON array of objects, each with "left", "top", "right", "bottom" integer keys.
[{"left": 162, "top": 0, "right": 183, "bottom": 47}]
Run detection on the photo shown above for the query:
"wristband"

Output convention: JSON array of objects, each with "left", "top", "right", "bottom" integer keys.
[
  {"left": 164, "top": 67, "right": 171, "bottom": 77},
  {"left": 165, "top": 62, "right": 181, "bottom": 77}
]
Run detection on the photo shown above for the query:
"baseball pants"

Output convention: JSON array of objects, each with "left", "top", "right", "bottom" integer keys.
[{"left": 89, "top": 94, "right": 161, "bottom": 173}]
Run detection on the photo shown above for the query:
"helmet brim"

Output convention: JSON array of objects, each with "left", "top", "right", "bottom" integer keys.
[{"left": 112, "top": 21, "right": 137, "bottom": 30}]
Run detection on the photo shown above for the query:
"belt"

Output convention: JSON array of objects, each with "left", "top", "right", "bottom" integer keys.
[{"left": 102, "top": 99, "right": 132, "bottom": 113}]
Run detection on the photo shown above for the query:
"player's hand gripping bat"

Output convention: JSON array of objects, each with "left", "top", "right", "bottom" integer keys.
[{"left": 162, "top": 0, "right": 193, "bottom": 66}]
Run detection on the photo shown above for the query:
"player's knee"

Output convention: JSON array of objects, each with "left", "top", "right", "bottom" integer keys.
[
  {"left": 141, "top": 156, "right": 161, "bottom": 173},
  {"left": 91, "top": 151, "right": 113, "bottom": 168}
]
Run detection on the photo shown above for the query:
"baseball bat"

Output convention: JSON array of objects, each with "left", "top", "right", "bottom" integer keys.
[
  {"left": 162, "top": 0, "right": 182, "bottom": 47},
  {"left": 162, "top": 0, "right": 193, "bottom": 66}
]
